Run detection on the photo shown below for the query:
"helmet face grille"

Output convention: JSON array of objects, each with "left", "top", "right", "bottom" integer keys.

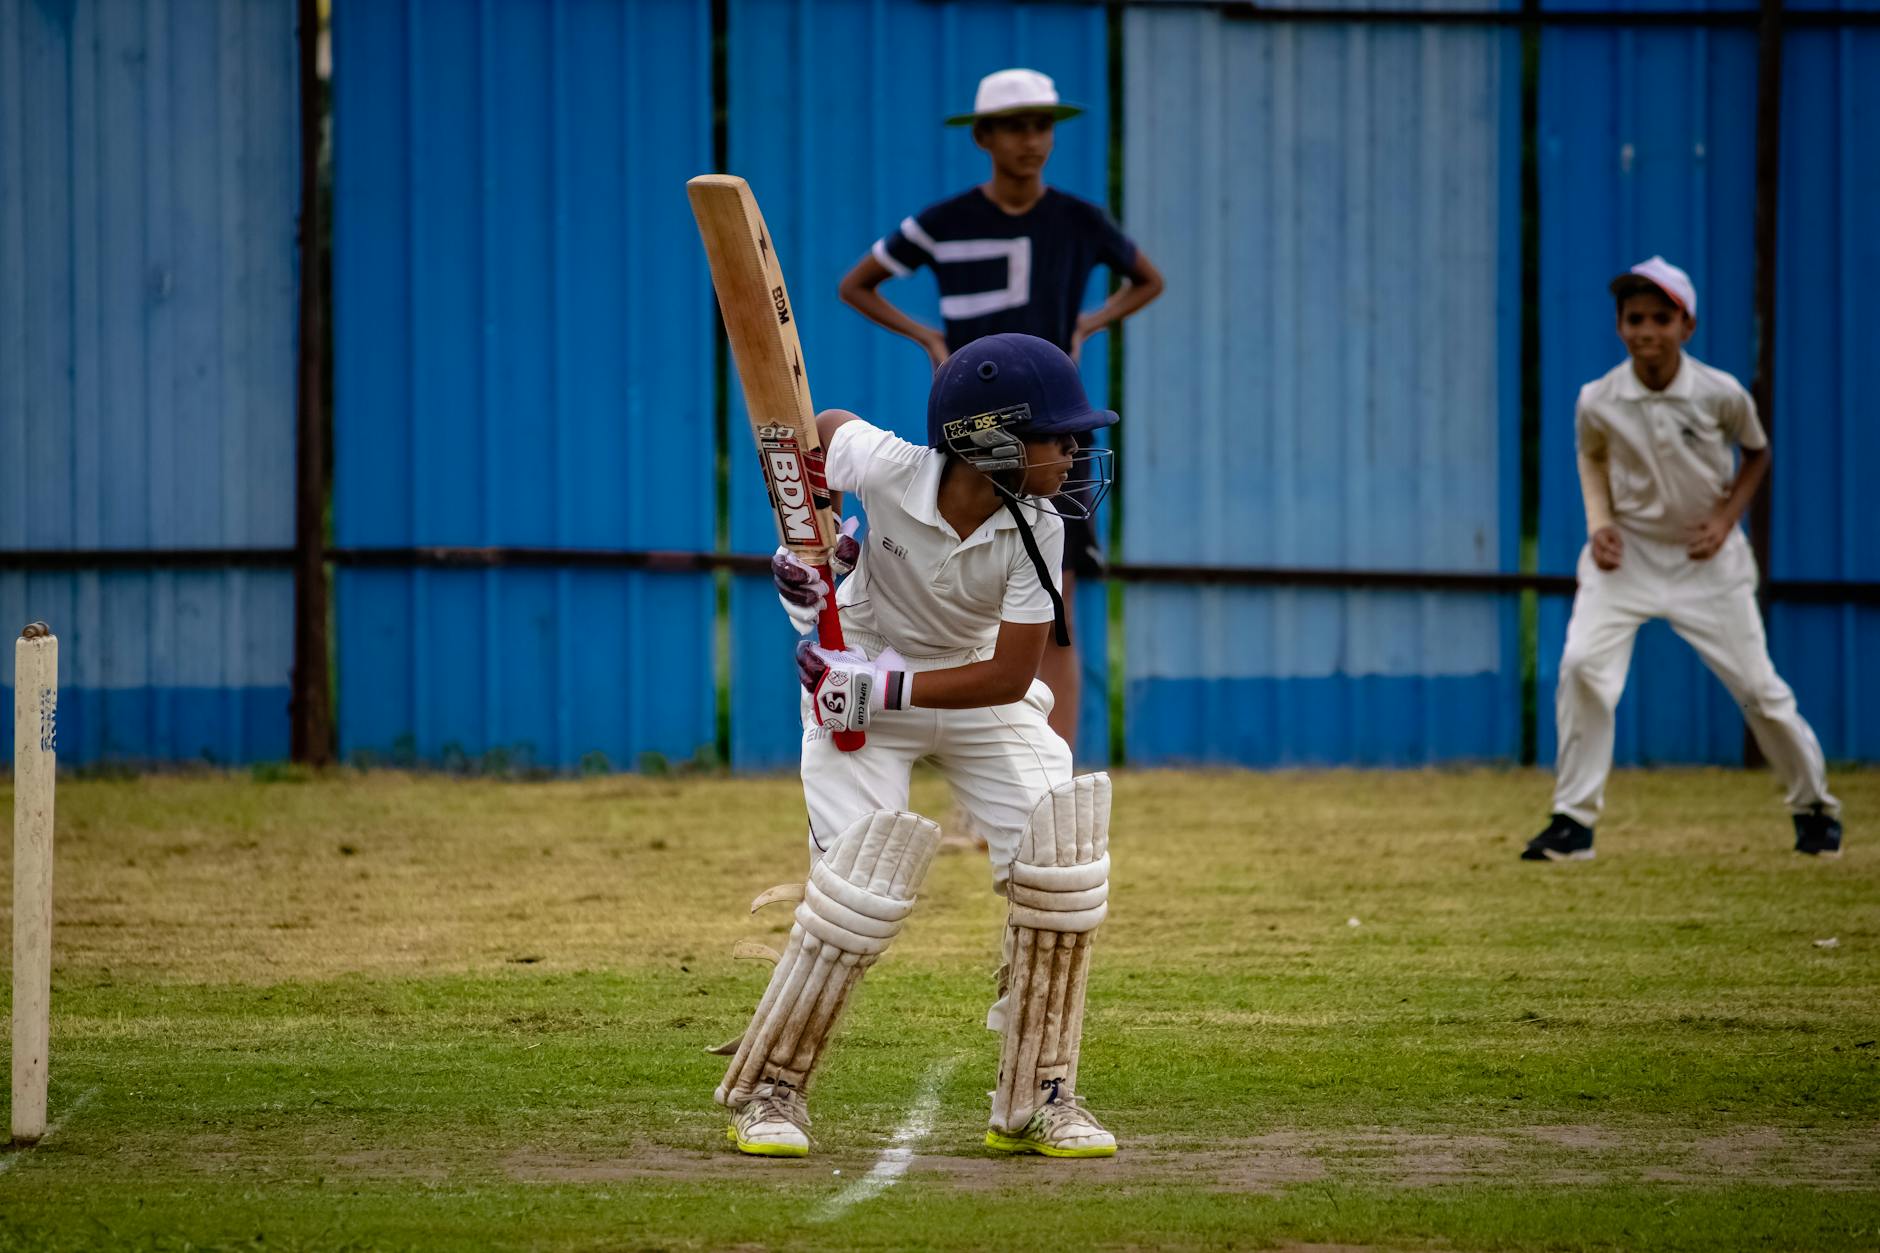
[
  {"left": 940, "top": 408, "right": 1115, "bottom": 523},
  {"left": 1037, "top": 446, "right": 1114, "bottom": 521}
]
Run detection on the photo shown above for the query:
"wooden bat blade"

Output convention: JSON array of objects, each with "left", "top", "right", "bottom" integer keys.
[
  {"left": 689, "top": 173, "right": 864, "bottom": 753},
  {"left": 686, "top": 174, "right": 837, "bottom": 563}
]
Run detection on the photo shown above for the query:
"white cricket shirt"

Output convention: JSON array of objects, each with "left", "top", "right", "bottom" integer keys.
[
  {"left": 1575, "top": 354, "right": 1768, "bottom": 546},
  {"left": 824, "top": 420, "right": 1063, "bottom": 664}
]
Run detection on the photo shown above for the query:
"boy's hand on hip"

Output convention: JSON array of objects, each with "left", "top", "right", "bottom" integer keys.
[
  {"left": 1686, "top": 514, "right": 1732, "bottom": 561},
  {"left": 1591, "top": 526, "right": 1625, "bottom": 571},
  {"left": 797, "top": 640, "right": 910, "bottom": 733}
]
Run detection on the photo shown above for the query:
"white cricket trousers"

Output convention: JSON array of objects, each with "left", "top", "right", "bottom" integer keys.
[
  {"left": 1552, "top": 529, "right": 1838, "bottom": 826},
  {"left": 799, "top": 635, "right": 1072, "bottom": 891}
]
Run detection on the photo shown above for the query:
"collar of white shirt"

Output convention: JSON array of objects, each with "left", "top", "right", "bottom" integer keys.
[
  {"left": 1613, "top": 356, "right": 1696, "bottom": 402},
  {"left": 898, "top": 450, "right": 1049, "bottom": 545}
]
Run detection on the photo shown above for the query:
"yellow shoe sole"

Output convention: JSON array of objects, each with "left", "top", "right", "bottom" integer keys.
[
  {"left": 727, "top": 1124, "right": 808, "bottom": 1158},
  {"left": 984, "top": 1129, "right": 1116, "bottom": 1158}
]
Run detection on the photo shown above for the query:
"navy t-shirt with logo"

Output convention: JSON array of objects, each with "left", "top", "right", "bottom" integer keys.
[{"left": 873, "top": 187, "right": 1138, "bottom": 355}]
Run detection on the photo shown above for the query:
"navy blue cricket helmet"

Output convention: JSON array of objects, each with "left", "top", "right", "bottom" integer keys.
[{"left": 926, "top": 333, "right": 1118, "bottom": 457}]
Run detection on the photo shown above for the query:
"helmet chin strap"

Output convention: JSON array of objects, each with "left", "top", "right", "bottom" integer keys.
[{"left": 1003, "top": 497, "right": 1070, "bottom": 647}]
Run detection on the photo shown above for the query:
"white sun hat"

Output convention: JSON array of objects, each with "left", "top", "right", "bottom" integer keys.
[
  {"left": 1612, "top": 255, "right": 1698, "bottom": 319},
  {"left": 945, "top": 68, "right": 1084, "bottom": 126}
]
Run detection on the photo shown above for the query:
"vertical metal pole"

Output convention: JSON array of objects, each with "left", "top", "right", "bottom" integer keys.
[
  {"left": 1107, "top": 0, "right": 1128, "bottom": 768},
  {"left": 12, "top": 623, "right": 56, "bottom": 1144},
  {"left": 1519, "top": 0, "right": 1542, "bottom": 766},
  {"left": 293, "top": 0, "right": 334, "bottom": 765},
  {"left": 1746, "top": 0, "right": 1783, "bottom": 768}
]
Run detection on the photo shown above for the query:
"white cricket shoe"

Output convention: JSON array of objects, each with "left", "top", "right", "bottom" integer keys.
[
  {"left": 728, "top": 1082, "right": 810, "bottom": 1158},
  {"left": 985, "top": 1096, "right": 1117, "bottom": 1158}
]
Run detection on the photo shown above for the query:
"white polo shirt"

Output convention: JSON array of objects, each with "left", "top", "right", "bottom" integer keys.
[
  {"left": 1575, "top": 354, "right": 1768, "bottom": 545},
  {"left": 825, "top": 420, "right": 1063, "bottom": 665}
]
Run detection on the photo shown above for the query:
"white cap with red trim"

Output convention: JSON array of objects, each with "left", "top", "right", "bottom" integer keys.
[{"left": 1617, "top": 255, "right": 1697, "bottom": 319}]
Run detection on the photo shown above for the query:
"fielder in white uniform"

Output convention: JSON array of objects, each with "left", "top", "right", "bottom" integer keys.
[
  {"left": 1524, "top": 256, "right": 1843, "bottom": 862},
  {"left": 714, "top": 333, "right": 1121, "bottom": 1160}
]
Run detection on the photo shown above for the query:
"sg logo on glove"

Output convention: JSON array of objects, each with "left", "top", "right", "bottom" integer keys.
[
  {"left": 798, "top": 639, "right": 905, "bottom": 734},
  {"left": 815, "top": 673, "right": 870, "bottom": 731}
]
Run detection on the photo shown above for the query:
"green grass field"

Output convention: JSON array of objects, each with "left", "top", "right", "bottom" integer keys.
[{"left": 0, "top": 767, "right": 1875, "bottom": 1251}]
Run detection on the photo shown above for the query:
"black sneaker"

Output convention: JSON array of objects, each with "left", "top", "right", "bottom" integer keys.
[
  {"left": 1793, "top": 806, "right": 1844, "bottom": 858},
  {"left": 1521, "top": 814, "right": 1595, "bottom": 862}
]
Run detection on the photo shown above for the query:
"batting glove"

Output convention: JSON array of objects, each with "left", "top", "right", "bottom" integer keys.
[
  {"left": 796, "top": 639, "right": 911, "bottom": 733},
  {"left": 772, "top": 517, "right": 862, "bottom": 634}
]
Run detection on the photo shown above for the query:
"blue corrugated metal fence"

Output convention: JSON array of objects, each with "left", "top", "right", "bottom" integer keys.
[
  {"left": 1, "top": 0, "right": 298, "bottom": 764},
  {"left": 9, "top": 0, "right": 1878, "bottom": 770},
  {"left": 1121, "top": 0, "right": 1525, "bottom": 765},
  {"left": 1766, "top": 15, "right": 1880, "bottom": 762},
  {"left": 331, "top": 0, "right": 716, "bottom": 772},
  {"left": 1537, "top": 0, "right": 1879, "bottom": 767},
  {"left": 1535, "top": 10, "right": 1761, "bottom": 766}
]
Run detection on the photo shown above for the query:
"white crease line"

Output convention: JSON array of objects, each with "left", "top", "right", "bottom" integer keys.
[
  {"left": 811, "top": 1057, "right": 958, "bottom": 1221},
  {"left": 0, "top": 1086, "right": 97, "bottom": 1175}
]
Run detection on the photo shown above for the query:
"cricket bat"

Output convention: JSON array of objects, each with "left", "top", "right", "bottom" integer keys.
[{"left": 687, "top": 174, "right": 863, "bottom": 751}]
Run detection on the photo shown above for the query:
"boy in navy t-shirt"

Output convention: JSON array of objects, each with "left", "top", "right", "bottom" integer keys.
[{"left": 839, "top": 67, "right": 1164, "bottom": 745}]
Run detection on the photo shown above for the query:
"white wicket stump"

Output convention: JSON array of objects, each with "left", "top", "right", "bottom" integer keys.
[{"left": 12, "top": 623, "right": 56, "bottom": 1144}]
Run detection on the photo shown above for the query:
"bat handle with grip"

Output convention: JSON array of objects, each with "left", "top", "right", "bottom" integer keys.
[{"left": 810, "top": 562, "right": 865, "bottom": 752}]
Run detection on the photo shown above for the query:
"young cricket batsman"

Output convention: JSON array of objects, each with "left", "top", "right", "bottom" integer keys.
[
  {"left": 1524, "top": 256, "right": 1843, "bottom": 862},
  {"left": 714, "top": 333, "right": 1120, "bottom": 1160},
  {"left": 838, "top": 67, "right": 1164, "bottom": 745}
]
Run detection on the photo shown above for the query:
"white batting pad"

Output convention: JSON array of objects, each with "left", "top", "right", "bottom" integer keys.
[
  {"left": 717, "top": 809, "right": 941, "bottom": 1108},
  {"left": 990, "top": 773, "right": 1111, "bottom": 1134}
]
